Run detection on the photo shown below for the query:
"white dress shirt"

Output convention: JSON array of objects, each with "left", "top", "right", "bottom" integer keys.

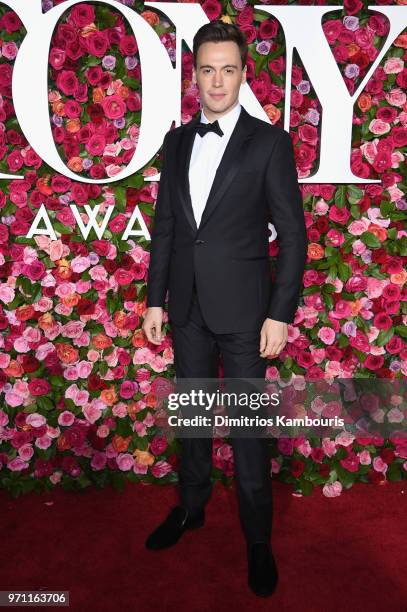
[{"left": 188, "top": 103, "right": 241, "bottom": 228}]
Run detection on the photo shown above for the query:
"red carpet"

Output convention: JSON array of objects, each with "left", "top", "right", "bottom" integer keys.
[{"left": 0, "top": 479, "right": 406, "bottom": 611}]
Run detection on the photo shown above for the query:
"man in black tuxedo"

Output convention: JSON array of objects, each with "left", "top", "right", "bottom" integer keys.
[{"left": 142, "top": 21, "right": 307, "bottom": 597}]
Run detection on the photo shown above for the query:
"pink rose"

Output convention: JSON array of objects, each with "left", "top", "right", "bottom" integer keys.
[
  {"left": 58, "top": 411, "right": 75, "bottom": 427},
  {"left": 151, "top": 459, "right": 173, "bottom": 478},
  {"left": 322, "top": 481, "right": 342, "bottom": 497},
  {"left": 102, "top": 95, "right": 126, "bottom": 119},
  {"left": 384, "top": 58, "right": 404, "bottom": 74},
  {"left": 117, "top": 453, "right": 135, "bottom": 471},
  {"left": 373, "top": 456, "right": 388, "bottom": 473},
  {"left": 18, "top": 444, "right": 34, "bottom": 461},
  {"left": 318, "top": 326, "right": 336, "bottom": 345},
  {"left": 26, "top": 413, "right": 47, "bottom": 427},
  {"left": 369, "top": 119, "right": 390, "bottom": 135}
]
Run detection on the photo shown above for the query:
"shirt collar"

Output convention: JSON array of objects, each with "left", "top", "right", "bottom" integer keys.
[{"left": 200, "top": 103, "right": 241, "bottom": 137}]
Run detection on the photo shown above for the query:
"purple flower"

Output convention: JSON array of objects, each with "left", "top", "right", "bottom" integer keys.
[
  {"left": 342, "top": 321, "right": 357, "bottom": 337},
  {"left": 232, "top": 0, "right": 247, "bottom": 10},
  {"left": 345, "top": 63, "right": 360, "bottom": 79},
  {"left": 395, "top": 198, "right": 406, "bottom": 210},
  {"left": 256, "top": 41, "right": 271, "bottom": 56},
  {"left": 82, "top": 159, "right": 93, "bottom": 170},
  {"left": 297, "top": 80, "right": 310, "bottom": 94},
  {"left": 343, "top": 16, "right": 359, "bottom": 31},
  {"left": 52, "top": 114, "right": 63, "bottom": 127},
  {"left": 42, "top": 0, "right": 53, "bottom": 12},
  {"left": 304, "top": 109, "right": 320, "bottom": 126},
  {"left": 389, "top": 361, "right": 401, "bottom": 372},
  {"left": 125, "top": 56, "right": 138, "bottom": 70},
  {"left": 102, "top": 55, "right": 116, "bottom": 70},
  {"left": 114, "top": 118, "right": 126, "bottom": 129}
]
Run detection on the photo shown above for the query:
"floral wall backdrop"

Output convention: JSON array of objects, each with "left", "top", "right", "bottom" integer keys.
[{"left": 0, "top": 0, "right": 405, "bottom": 498}]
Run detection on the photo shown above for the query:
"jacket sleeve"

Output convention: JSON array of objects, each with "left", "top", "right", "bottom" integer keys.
[
  {"left": 146, "top": 131, "right": 174, "bottom": 308},
  {"left": 265, "top": 129, "right": 308, "bottom": 324}
]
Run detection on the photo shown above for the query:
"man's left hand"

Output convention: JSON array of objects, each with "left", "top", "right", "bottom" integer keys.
[{"left": 259, "top": 318, "right": 288, "bottom": 358}]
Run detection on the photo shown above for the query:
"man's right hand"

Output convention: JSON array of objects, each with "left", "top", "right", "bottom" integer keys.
[{"left": 142, "top": 307, "right": 164, "bottom": 345}]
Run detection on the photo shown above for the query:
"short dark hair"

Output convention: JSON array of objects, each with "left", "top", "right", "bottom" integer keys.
[{"left": 193, "top": 21, "right": 248, "bottom": 69}]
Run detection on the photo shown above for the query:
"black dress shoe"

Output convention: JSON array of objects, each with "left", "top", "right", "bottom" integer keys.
[
  {"left": 247, "top": 542, "right": 279, "bottom": 597},
  {"left": 145, "top": 505, "right": 205, "bottom": 550}
]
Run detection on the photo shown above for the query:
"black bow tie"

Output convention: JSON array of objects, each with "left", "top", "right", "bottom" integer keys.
[{"left": 194, "top": 120, "right": 224, "bottom": 138}]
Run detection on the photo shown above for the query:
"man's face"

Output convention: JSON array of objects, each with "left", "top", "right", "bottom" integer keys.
[{"left": 192, "top": 41, "right": 246, "bottom": 118}]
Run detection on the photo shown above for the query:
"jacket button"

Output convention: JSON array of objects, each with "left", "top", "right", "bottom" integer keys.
[{"left": 195, "top": 239, "right": 205, "bottom": 244}]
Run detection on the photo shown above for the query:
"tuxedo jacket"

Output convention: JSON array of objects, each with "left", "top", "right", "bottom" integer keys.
[{"left": 146, "top": 105, "right": 308, "bottom": 334}]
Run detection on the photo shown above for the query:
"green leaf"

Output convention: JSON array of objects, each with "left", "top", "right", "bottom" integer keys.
[
  {"left": 376, "top": 328, "right": 394, "bottom": 347},
  {"left": 360, "top": 231, "right": 381, "bottom": 249},
  {"left": 299, "top": 478, "right": 314, "bottom": 496},
  {"left": 334, "top": 185, "right": 346, "bottom": 209}
]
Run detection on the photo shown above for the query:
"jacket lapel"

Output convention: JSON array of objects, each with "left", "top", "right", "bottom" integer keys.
[{"left": 176, "top": 106, "right": 256, "bottom": 234}]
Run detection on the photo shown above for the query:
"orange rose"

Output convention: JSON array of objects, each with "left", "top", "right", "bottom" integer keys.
[
  {"left": 113, "top": 311, "right": 127, "bottom": 329},
  {"left": 140, "top": 10, "right": 160, "bottom": 26},
  {"left": 80, "top": 23, "right": 97, "bottom": 37},
  {"left": 60, "top": 293, "right": 80, "bottom": 308},
  {"left": 56, "top": 259, "right": 72, "bottom": 280},
  {"left": 66, "top": 119, "right": 81, "bottom": 134},
  {"left": 38, "top": 312, "right": 55, "bottom": 331},
  {"left": 117, "top": 85, "right": 130, "bottom": 100},
  {"left": 100, "top": 387, "right": 118, "bottom": 406},
  {"left": 347, "top": 43, "right": 360, "bottom": 57},
  {"left": 133, "top": 449, "right": 155, "bottom": 466},
  {"left": 92, "top": 333, "right": 113, "bottom": 350},
  {"left": 4, "top": 360, "right": 23, "bottom": 378},
  {"left": 308, "top": 242, "right": 324, "bottom": 260},
  {"left": 93, "top": 87, "right": 105, "bottom": 104},
  {"left": 145, "top": 392, "right": 158, "bottom": 408},
  {"left": 52, "top": 100, "right": 65, "bottom": 116},
  {"left": 390, "top": 270, "right": 407, "bottom": 285},
  {"left": 263, "top": 103, "right": 281, "bottom": 125},
  {"left": 15, "top": 304, "right": 35, "bottom": 322},
  {"left": 350, "top": 300, "right": 362, "bottom": 316},
  {"left": 395, "top": 32, "right": 407, "bottom": 48},
  {"left": 67, "top": 157, "right": 83, "bottom": 173},
  {"left": 368, "top": 225, "right": 387, "bottom": 242},
  {"left": 357, "top": 93, "right": 372, "bottom": 113},
  {"left": 57, "top": 433, "right": 71, "bottom": 451},
  {"left": 112, "top": 435, "right": 132, "bottom": 452},
  {"left": 55, "top": 343, "right": 79, "bottom": 365},
  {"left": 36, "top": 176, "right": 53, "bottom": 196},
  {"left": 132, "top": 329, "right": 148, "bottom": 348}
]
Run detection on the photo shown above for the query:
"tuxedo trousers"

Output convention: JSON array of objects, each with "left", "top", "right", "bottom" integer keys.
[{"left": 170, "top": 279, "right": 273, "bottom": 545}]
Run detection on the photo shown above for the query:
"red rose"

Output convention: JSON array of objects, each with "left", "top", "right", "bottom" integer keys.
[
  {"left": 90, "top": 163, "right": 106, "bottom": 179},
  {"left": 391, "top": 127, "right": 407, "bottom": 148},
  {"left": 71, "top": 183, "right": 89, "bottom": 204},
  {"left": 49, "top": 48, "right": 66, "bottom": 70},
  {"left": 85, "top": 134, "right": 106, "bottom": 156},
  {"left": 77, "top": 298, "right": 96, "bottom": 316},
  {"left": 102, "top": 95, "right": 126, "bottom": 119},
  {"left": 87, "top": 31, "right": 110, "bottom": 58},
  {"left": 70, "top": 3, "right": 95, "bottom": 28},
  {"left": 380, "top": 448, "right": 395, "bottom": 465},
  {"left": 56, "top": 70, "right": 79, "bottom": 96},
  {"left": 291, "top": 459, "right": 306, "bottom": 478},
  {"left": 344, "top": 0, "right": 363, "bottom": 15},
  {"left": 21, "top": 355, "right": 40, "bottom": 373},
  {"left": 119, "top": 35, "right": 138, "bottom": 56},
  {"left": 0, "top": 11, "right": 23, "bottom": 33},
  {"left": 201, "top": 0, "right": 221, "bottom": 21},
  {"left": 236, "top": 6, "right": 254, "bottom": 26},
  {"left": 28, "top": 379, "right": 51, "bottom": 396},
  {"left": 259, "top": 19, "right": 278, "bottom": 40},
  {"left": 86, "top": 65, "right": 103, "bottom": 86}
]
